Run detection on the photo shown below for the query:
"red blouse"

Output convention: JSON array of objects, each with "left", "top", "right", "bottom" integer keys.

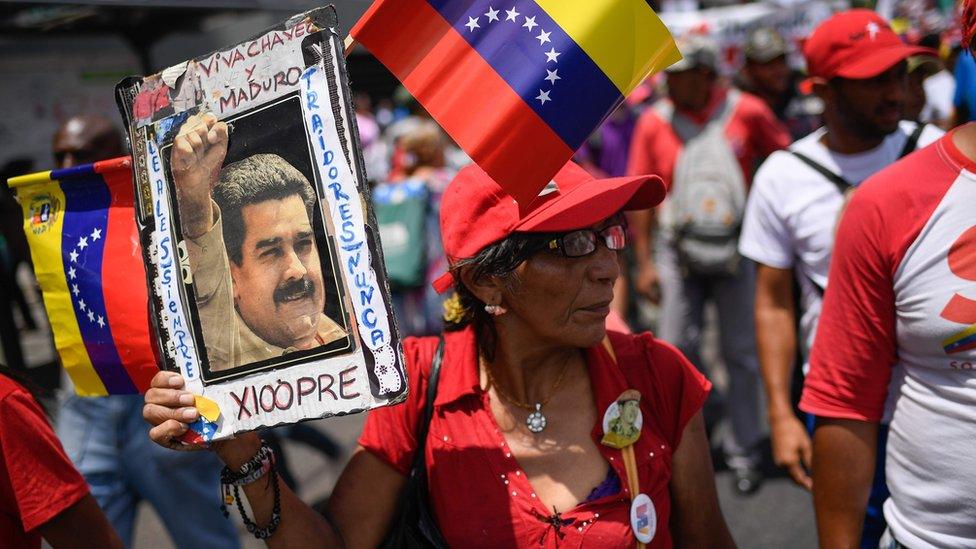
[{"left": 360, "top": 327, "right": 709, "bottom": 548}]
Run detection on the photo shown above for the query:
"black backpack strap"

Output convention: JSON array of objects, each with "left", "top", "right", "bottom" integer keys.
[
  {"left": 789, "top": 150, "right": 853, "bottom": 195},
  {"left": 898, "top": 123, "right": 925, "bottom": 159}
]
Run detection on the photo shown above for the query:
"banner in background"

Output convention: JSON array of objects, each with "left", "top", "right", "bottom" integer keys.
[{"left": 660, "top": 0, "right": 840, "bottom": 71}]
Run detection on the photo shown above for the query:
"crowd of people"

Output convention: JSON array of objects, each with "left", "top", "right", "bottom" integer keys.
[{"left": 2, "top": 4, "right": 976, "bottom": 548}]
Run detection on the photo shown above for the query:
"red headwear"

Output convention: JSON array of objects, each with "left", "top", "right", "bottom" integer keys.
[
  {"left": 431, "top": 162, "right": 666, "bottom": 293},
  {"left": 802, "top": 9, "right": 936, "bottom": 91}
]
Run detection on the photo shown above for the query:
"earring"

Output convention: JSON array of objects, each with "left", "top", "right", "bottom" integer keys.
[{"left": 484, "top": 304, "right": 507, "bottom": 316}]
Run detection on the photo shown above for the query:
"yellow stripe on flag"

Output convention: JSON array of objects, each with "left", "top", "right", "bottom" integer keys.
[
  {"left": 14, "top": 175, "right": 107, "bottom": 396},
  {"left": 535, "top": 0, "right": 681, "bottom": 94},
  {"left": 942, "top": 323, "right": 976, "bottom": 348}
]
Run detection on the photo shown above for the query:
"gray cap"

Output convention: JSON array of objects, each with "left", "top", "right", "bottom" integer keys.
[
  {"left": 743, "top": 27, "right": 788, "bottom": 63},
  {"left": 665, "top": 33, "right": 720, "bottom": 73}
]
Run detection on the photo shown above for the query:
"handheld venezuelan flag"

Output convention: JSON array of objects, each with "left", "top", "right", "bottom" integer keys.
[
  {"left": 7, "top": 158, "right": 157, "bottom": 396},
  {"left": 351, "top": 0, "right": 681, "bottom": 207}
]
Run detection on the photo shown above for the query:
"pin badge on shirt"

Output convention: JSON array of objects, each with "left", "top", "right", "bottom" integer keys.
[
  {"left": 601, "top": 389, "right": 643, "bottom": 449},
  {"left": 630, "top": 492, "right": 657, "bottom": 543}
]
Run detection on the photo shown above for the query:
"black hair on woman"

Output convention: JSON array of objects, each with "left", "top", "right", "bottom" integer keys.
[{"left": 443, "top": 231, "right": 556, "bottom": 362}]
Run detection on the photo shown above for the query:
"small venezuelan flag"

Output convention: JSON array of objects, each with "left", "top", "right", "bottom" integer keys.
[
  {"left": 8, "top": 158, "right": 157, "bottom": 396},
  {"left": 943, "top": 324, "right": 976, "bottom": 355},
  {"left": 351, "top": 0, "right": 680, "bottom": 206}
]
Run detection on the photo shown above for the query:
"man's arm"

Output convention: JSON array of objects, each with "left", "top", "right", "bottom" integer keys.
[
  {"left": 626, "top": 208, "right": 660, "bottom": 304},
  {"left": 171, "top": 113, "right": 238, "bottom": 371},
  {"left": 171, "top": 113, "right": 227, "bottom": 239},
  {"left": 36, "top": 494, "right": 123, "bottom": 549},
  {"left": 812, "top": 419, "right": 878, "bottom": 549},
  {"left": 755, "top": 263, "right": 812, "bottom": 489},
  {"left": 670, "top": 411, "right": 736, "bottom": 548},
  {"left": 625, "top": 111, "right": 663, "bottom": 304}
]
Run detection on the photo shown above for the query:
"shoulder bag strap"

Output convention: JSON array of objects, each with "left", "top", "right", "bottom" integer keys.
[
  {"left": 382, "top": 336, "right": 447, "bottom": 549},
  {"left": 789, "top": 150, "right": 853, "bottom": 195},
  {"left": 412, "top": 336, "right": 445, "bottom": 474},
  {"left": 898, "top": 123, "right": 925, "bottom": 159}
]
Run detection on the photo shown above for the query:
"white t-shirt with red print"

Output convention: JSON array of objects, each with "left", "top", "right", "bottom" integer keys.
[
  {"left": 739, "top": 122, "right": 942, "bottom": 370},
  {"left": 801, "top": 129, "right": 976, "bottom": 548}
]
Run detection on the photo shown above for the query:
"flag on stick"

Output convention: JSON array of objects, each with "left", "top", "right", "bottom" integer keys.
[
  {"left": 351, "top": 0, "right": 681, "bottom": 206},
  {"left": 7, "top": 158, "right": 157, "bottom": 396}
]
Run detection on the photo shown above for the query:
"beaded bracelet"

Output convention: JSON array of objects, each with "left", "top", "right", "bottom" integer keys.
[
  {"left": 219, "top": 441, "right": 282, "bottom": 540},
  {"left": 220, "top": 442, "right": 275, "bottom": 486}
]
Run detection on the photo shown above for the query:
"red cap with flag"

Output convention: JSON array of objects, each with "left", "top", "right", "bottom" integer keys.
[
  {"left": 431, "top": 162, "right": 666, "bottom": 293},
  {"left": 802, "top": 9, "right": 935, "bottom": 88}
]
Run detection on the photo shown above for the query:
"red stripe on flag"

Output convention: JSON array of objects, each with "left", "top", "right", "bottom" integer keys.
[
  {"left": 352, "top": 0, "right": 574, "bottom": 207},
  {"left": 95, "top": 158, "right": 158, "bottom": 392}
]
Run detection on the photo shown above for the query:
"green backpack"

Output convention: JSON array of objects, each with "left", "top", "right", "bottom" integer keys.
[{"left": 374, "top": 179, "right": 430, "bottom": 289}]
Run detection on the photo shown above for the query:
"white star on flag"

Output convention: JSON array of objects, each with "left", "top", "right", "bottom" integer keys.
[
  {"left": 78, "top": 299, "right": 86, "bottom": 311},
  {"left": 523, "top": 15, "right": 537, "bottom": 32},
  {"left": 545, "top": 69, "right": 561, "bottom": 84},
  {"left": 485, "top": 7, "right": 500, "bottom": 22},
  {"left": 72, "top": 284, "right": 80, "bottom": 296},
  {"left": 505, "top": 7, "right": 520, "bottom": 21},
  {"left": 465, "top": 16, "right": 480, "bottom": 32},
  {"left": 545, "top": 47, "right": 561, "bottom": 63},
  {"left": 91, "top": 228, "right": 102, "bottom": 241},
  {"left": 69, "top": 250, "right": 79, "bottom": 263},
  {"left": 78, "top": 236, "right": 88, "bottom": 250},
  {"left": 68, "top": 267, "right": 77, "bottom": 280},
  {"left": 97, "top": 315, "right": 105, "bottom": 328},
  {"left": 536, "top": 29, "right": 551, "bottom": 45},
  {"left": 536, "top": 89, "right": 551, "bottom": 105},
  {"left": 87, "top": 310, "right": 95, "bottom": 323}
]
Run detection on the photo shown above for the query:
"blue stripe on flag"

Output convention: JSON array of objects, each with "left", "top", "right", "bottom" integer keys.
[
  {"left": 56, "top": 168, "right": 137, "bottom": 394},
  {"left": 426, "top": 0, "right": 623, "bottom": 149}
]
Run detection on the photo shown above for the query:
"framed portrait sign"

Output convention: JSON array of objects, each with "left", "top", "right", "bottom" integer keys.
[{"left": 115, "top": 6, "right": 406, "bottom": 441}]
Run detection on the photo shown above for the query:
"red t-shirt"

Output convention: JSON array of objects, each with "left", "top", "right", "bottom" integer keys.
[
  {"left": 801, "top": 130, "right": 976, "bottom": 546},
  {"left": 359, "top": 327, "right": 710, "bottom": 548},
  {"left": 0, "top": 376, "right": 89, "bottom": 548},
  {"left": 626, "top": 87, "right": 791, "bottom": 187}
]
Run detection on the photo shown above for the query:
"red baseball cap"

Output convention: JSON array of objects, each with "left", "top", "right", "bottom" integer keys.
[
  {"left": 803, "top": 10, "right": 935, "bottom": 87},
  {"left": 431, "top": 162, "right": 666, "bottom": 293}
]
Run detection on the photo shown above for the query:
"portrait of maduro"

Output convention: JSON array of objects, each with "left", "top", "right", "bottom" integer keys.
[{"left": 167, "top": 100, "right": 352, "bottom": 381}]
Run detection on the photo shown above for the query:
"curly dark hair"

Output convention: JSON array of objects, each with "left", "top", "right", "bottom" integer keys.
[
  {"left": 443, "top": 231, "right": 558, "bottom": 362},
  {"left": 212, "top": 154, "right": 316, "bottom": 265}
]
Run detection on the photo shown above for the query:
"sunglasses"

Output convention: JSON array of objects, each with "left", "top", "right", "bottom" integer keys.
[{"left": 546, "top": 224, "right": 628, "bottom": 258}]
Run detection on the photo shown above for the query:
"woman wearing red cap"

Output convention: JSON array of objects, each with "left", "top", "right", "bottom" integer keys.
[{"left": 142, "top": 162, "right": 733, "bottom": 547}]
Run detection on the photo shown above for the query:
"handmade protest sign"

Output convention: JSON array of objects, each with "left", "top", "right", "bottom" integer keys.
[{"left": 115, "top": 6, "right": 406, "bottom": 441}]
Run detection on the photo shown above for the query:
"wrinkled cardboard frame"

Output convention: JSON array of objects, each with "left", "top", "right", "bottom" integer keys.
[{"left": 115, "top": 6, "right": 407, "bottom": 441}]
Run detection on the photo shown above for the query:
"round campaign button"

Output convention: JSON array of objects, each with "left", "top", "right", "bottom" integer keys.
[
  {"left": 601, "top": 390, "right": 643, "bottom": 449},
  {"left": 630, "top": 492, "right": 656, "bottom": 544}
]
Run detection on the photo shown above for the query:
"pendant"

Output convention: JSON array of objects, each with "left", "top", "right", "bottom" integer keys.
[{"left": 526, "top": 403, "right": 547, "bottom": 433}]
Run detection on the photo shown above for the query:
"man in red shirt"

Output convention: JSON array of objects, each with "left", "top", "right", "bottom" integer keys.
[
  {"left": 627, "top": 33, "right": 791, "bottom": 493},
  {"left": 801, "top": 6, "right": 976, "bottom": 546},
  {"left": 0, "top": 367, "right": 120, "bottom": 548}
]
